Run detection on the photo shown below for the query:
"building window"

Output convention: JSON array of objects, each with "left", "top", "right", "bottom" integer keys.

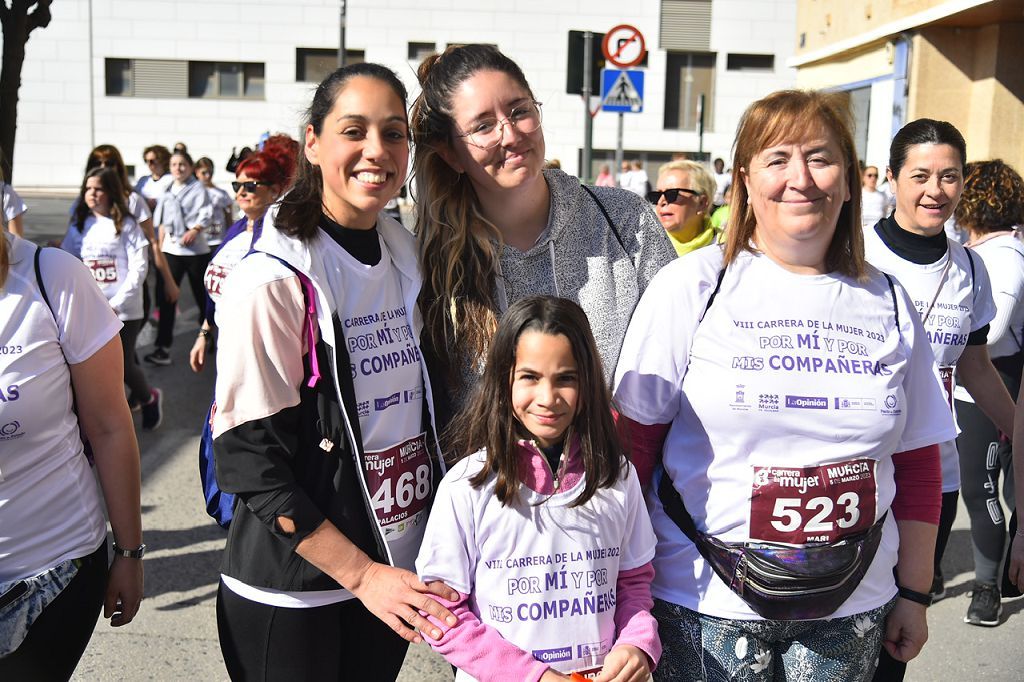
[
  {"left": 105, "top": 59, "right": 263, "bottom": 99},
  {"left": 105, "top": 58, "right": 133, "bottom": 96},
  {"left": 408, "top": 42, "right": 436, "bottom": 61},
  {"left": 296, "top": 48, "right": 366, "bottom": 83},
  {"left": 664, "top": 52, "right": 715, "bottom": 131},
  {"left": 660, "top": 0, "right": 712, "bottom": 51},
  {"left": 726, "top": 54, "right": 775, "bottom": 71},
  {"left": 188, "top": 62, "right": 264, "bottom": 99}
]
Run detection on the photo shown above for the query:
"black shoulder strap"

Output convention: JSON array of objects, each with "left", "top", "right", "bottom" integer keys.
[
  {"left": 701, "top": 267, "right": 727, "bottom": 322},
  {"left": 580, "top": 184, "right": 627, "bottom": 253},
  {"left": 33, "top": 245, "right": 56, "bottom": 318},
  {"left": 965, "top": 246, "right": 976, "bottom": 283},
  {"left": 882, "top": 273, "right": 900, "bottom": 331}
]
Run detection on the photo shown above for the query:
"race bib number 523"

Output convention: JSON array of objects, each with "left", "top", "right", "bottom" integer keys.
[{"left": 748, "top": 459, "right": 877, "bottom": 545}]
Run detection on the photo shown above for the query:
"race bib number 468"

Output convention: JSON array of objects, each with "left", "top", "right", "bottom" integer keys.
[
  {"left": 748, "top": 459, "right": 877, "bottom": 545},
  {"left": 364, "top": 433, "right": 431, "bottom": 539}
]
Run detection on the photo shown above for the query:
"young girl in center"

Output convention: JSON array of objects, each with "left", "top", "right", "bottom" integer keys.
[{"left": 417, "top": 296, "right": 660, "bottom": 682}]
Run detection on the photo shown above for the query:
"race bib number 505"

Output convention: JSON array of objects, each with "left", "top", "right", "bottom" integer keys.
[
  {"left": 85, "top": 257, "right": 118, "bottom": 284},
  {"left": 364, "top": 433, "right": 431, "bottom": 540},
  {"left": 748, "top": 459, "right": 877, "bottom": 545}
]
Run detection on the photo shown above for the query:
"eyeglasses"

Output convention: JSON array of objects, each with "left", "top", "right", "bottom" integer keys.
[
  {"left": 647, "top": 188, "right": 702, "bottom": 204},
  {"left": 232, "top": 180, "right": 270, "bottom": 193},
  {"left": 144, "top": 157, "right": 158, "bottom": 165},
  {"left": 456, "top": 101, "right": 543, "bottom": 150}
]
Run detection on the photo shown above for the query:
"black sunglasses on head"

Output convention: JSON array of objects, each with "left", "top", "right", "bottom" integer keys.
[
  {"left": 647, "top": 187, "right": 702, "bottom": 204},
  {"left": 232, "top": 180, "right": 270, "bottom": 193}
]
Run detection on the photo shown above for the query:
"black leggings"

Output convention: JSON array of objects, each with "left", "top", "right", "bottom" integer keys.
[
  {"left": 216, "top": 581, "right": 409, "bottom": 681},
  {"left": 955, "top": 369, "right": 1018, "bottom": 585},
  {"left": 0, "top": 541, "right": 108, "bottom": 681},
  {"left": 156, "top": 252, "right": 211, "bottom": 348},
  {"left": 120, "top": 319, "right": 151, "bottom": 406}
]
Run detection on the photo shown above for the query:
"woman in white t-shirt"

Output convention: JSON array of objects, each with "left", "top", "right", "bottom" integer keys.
[
  {"left": 614, "top": 90, "right": 955, "bottom": 680},
  {"left": 863, "top": 124, "right": 1016, "bottom": 668},
  {"left": 0, "top": 230, "right": 143, "bottom": 678},
  {"left": 211, "top": 63, "right": 457, "bottom": 681},
  {"left": 62, "top": 166, "right": 162, "bottom": 429},
  {"left": 861, "top": 165, "right": 894, "bottom": 229},
  {"left": 952, "top": 159, "right": 1024, "bottom": 623},
  {"left": 146, "top": 150, "right": 212, "bottom": 366},
  {"left": 194, "top": 156, "right": 234, "bottom": 250},
  {"left": 1, "top": 181, "right": 26, "bottom": 237}
]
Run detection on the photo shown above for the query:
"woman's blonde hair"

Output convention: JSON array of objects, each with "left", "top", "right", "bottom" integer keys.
[
  {"left": 657, "top": 160, "right": 716, "bottom": 205},
  {"left": 724, "top": 89, "right": 865, "bottom": 279},
  {"left": 410, "top": 44, "right": 535, "bottom": 382}
]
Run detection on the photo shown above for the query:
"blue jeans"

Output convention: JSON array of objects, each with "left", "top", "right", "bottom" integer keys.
[{"left": 653, "top": 596, "right": 896, "bottom": 681}]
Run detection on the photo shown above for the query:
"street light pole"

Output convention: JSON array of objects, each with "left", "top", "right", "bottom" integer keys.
[{"left": 338, "top": 1, "right": 347, "bottom": 68}]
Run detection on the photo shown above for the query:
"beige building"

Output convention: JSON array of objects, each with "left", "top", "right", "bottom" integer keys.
[{"left": 791, "top": 0, "right": 1024, "bottom": 173}]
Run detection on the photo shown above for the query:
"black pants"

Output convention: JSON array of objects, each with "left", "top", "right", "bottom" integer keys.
[
  {"left": 217, "top": 581, "right": 409, "bottom": 681},
  {"left": 156, "top": 252, "right": 211, "bottom": 348},
  {"left": 0, "top": 541, "right": 108, "bottom": 681},
  {"left": 955, "top": 366, "right": 1018, "bottom": 585},
  {"left": 120, "top": 319, "right": 151, "bottom": 406}
]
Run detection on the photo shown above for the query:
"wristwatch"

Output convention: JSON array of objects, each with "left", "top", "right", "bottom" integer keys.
[
  {"left": 112, "top": 542, "right": 147, "bottom": 559},
  {"left": 897, "top": 584, "right": 932, "bottom": 607}
]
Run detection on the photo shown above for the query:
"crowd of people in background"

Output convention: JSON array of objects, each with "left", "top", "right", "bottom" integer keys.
[{"left": 3, "top": 42, "right": 1024, "bottom": 682}]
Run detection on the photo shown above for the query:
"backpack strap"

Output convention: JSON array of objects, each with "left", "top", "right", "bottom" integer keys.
[
  {"left": 580, "top": 184, "right": 627, "bottom": 253},
  {"left": 33, "top": 245, "right": 55, "bottom": 316},
  {"left": 882, "top": 273, "right": 900, "bottom": 332}
]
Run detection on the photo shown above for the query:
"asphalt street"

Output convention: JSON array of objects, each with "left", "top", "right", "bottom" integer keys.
[{"left": 15, "top": 195, "right": 1023, "bottom": 680}]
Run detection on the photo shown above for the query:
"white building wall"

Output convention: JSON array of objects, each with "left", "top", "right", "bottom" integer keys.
[{"left": 6, "top": 0, "right": 797, "bottom": 190}]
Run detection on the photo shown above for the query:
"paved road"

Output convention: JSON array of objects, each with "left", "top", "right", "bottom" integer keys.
[{"left": 15, "top": 197, "right": 1023, "bottom": 680}]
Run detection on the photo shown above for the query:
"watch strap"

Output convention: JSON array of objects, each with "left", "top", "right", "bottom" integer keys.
[
  {"left": 897, "top": 584, "right": 932, "bottom": 607},
  {"left": 112, "top": 542, "right": 146, "bottom": 559}
]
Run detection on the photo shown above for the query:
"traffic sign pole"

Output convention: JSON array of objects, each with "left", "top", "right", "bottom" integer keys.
[
  {"left": 615, "top": 113, "right": 624, "bottom": 185},
  {"left": 582, "top": 31, "right": 594, "bottom": 182}
]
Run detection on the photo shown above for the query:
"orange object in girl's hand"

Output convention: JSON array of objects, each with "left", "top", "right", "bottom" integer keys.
[{"left": 570, "top": 674, "right": 589, "bottom": 682}]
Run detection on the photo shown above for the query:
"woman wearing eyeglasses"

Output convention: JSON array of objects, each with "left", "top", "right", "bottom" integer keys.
[
  {"left": 189, "top": 135, "right": 297, "bottom": 373},
  {"left": 650, "top": 160, "right": 720, "bottom": 257},
  {"left": 411, "top": 44, "right": 675, "bottom": 412}
]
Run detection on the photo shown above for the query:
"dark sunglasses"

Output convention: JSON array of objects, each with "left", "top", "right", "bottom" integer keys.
[
  {"left": 232, "top": 180, "right": 270, "bottom": 193},
  {"left": 647, "top": 187, "right": 702, "bottom": 204},
  {"left": 144, "top": 157, "right": 158, "bottom": 164}
]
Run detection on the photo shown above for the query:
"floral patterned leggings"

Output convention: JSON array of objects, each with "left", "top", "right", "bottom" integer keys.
[{"left": 653, "top": 597, "right": 896, "bottom": 681}]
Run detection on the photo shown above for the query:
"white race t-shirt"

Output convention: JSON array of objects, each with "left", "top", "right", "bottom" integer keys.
[
  {"left": 61, "top": 215, "right": 149, "bottom": 321},
  {"left": 0, "top": 235, "right": 122, "bottom": 583},
  {"left": 713, "top": 172, "right": 732, "bottom": 206},
  {"left": 321, "top": 232, "right": 429, "bottom": 575},
  {"left": 417, "top": 451, "right": 656, "bottom": 679},
  {"left": 861, "top": 188, "right": 893, "bottom": 229},
  {"left": 613, "top": 246, "right": 956, "bottom": 620},
  {"left": 134, "top": 173, "right": 172, "bottom": 204},
  {"left": 2, "top": 184, "right": 27, "bottom": 223},
  {"left": 204, "top": 229, "right": 253, "bottom": 306},
  {"left": 864, "top": 226, "right": 996, "bottom": 491},
  {"left": 205, "top": 185, "right": 234, "bottom": 246}
]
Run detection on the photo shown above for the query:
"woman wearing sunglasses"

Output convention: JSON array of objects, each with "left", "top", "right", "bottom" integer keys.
[
  {"left": 411, "top": 44, "right": 675, "bottom": 412},
  {"left": 189, "top": 135, "right": 297, "bottom": 373},
  {"left": 649, "top": 160, "right": 720, "bottom": 257}
]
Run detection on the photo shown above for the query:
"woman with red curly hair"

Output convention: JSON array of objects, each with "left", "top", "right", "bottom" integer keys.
[
  {"left": 189, "top": 135, "right": 298, "bottom": 373},
  {"left": 953, "top": 159, "right": 1024, "bottom": 625}
]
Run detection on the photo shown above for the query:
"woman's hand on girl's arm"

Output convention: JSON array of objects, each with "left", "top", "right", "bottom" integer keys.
[
  {"left": 285, "top": 517, "right": 458, "bottom": 643},
  {"left": 595, "top": 645, "right": 650, "bottom": 682},
  {"left": 69, "top": 335, "right": 144, "bottom": 626}
]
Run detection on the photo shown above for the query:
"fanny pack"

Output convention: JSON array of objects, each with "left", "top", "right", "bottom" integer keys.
[{"left": 658, "top": 473, "right": 886, "bottom": 620}]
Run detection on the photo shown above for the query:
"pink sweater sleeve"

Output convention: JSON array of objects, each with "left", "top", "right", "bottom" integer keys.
[
  {"left": 612, "top": 562, "right": 661, "bottom": 670},
  {"left": 422, "top": 592, "right": 549, "bottom": 682}
]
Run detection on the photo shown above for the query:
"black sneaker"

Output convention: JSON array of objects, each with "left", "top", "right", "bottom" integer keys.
[
  {"left": 965, "top": 582, "right": 1001, "bottom": 626},
  {"left": 144, "top": 347, "right": 171, "bottom": 366},
  {"left": 930, "top": 571, "right": 946, "bottom": 602},
  {"left": 141, "top": 388, "right": 163, "bottom": 430}
]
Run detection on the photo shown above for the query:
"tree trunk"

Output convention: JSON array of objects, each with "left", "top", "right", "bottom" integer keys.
[{"left": 0, "top": 1, "right": 54, "bottom": 183}]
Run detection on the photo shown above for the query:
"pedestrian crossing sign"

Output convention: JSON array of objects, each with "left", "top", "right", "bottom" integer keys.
[{"left": 601, "top": 69, "right": 644, "bottom": 113}]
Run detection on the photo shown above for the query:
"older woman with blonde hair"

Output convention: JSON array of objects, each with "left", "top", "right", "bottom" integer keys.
[
  {"left": 648, "top": 159, "right": 718, "bottom": 257},
  {"left": 615, "top": 90, "right": 955, "bottom": 680}
]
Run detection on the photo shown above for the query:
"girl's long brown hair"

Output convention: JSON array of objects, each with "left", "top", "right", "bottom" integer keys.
[
  {"left": 74, "top": 167, "right": 130, "bottom": 235},
  {"left": 446, "top": 296, "right": 624, "bottom": 508}
]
